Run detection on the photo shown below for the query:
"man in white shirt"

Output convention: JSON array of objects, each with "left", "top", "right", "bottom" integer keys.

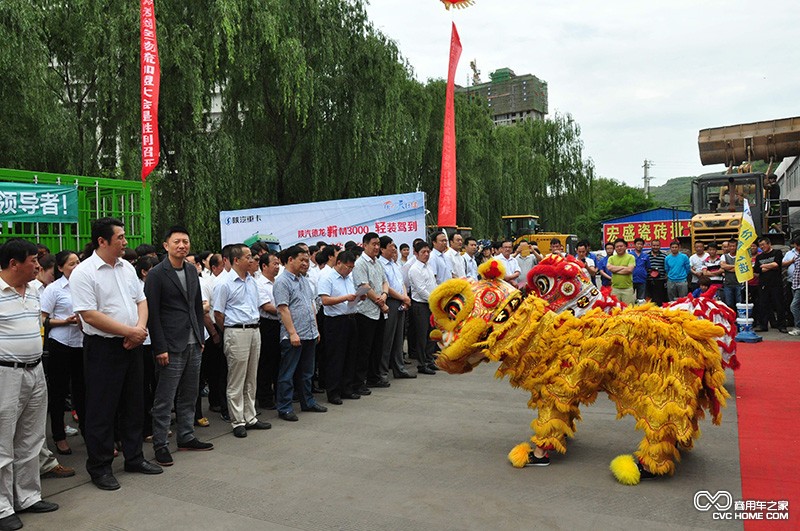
[
  {"left": 378, "top": 237, "right": 414, "bottom": 381},
  {"left": 317, "top": 250, "right": 360, "bottom": 404},
  {"left": 496, "top": 240, "right": 521, "bottom": 284},
  {"left": 203, "top": 252, "right": 228, "bottom": 418},
  {"left": 463, "top": 237, "right": 479, "bottom": 280},
  {"left": 256, "top": 253, "right": 281, "bottom": 409},
  {"left": 445, "top": 232, "right": 466, "bottom": 278},
  {"left": 514, "top": 241, "right": 537, "bottom": 288},
  {"left": 0, "top": 239, "right": 60, "bottom": 527},
  {"left": 429, "top": 232, "right": 454, "bottom": 285},
  {"left": 689, "top": 241, "right": 709, "bottom": 293},
  {"left": 398, "top": 243, "right": 410, "bottom": 267},
  {"left": 408, "top": 241, "right": 438, "bottom": 375},
  {"left": 70, "top": 218, "right": 162, "bottom": 491}
]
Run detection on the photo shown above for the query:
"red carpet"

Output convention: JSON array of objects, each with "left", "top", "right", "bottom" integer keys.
[{"left": 735, "top": 340, "right": 800, "bottom": 529}]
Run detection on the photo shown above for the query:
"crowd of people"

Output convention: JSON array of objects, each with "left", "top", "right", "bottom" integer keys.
[
  {"left": 2, "top": 217, "right": 799, "bottom": 530},
  {"left": 592, "top": 235, "right": 800, "bottom": 335}
]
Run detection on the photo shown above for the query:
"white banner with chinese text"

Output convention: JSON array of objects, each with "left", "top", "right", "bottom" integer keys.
[{"left": 219, "top": 192, "right": 426, "bottom": 249}]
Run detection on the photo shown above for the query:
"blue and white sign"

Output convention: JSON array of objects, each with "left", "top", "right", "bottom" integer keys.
[{"left": 220, "top": 192, "right": 427, "bottom": 249}]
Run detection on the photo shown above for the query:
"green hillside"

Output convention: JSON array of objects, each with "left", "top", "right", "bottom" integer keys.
[
  {"left": 648, "top": 160, "right": 774, "bottom": 210},
  {"left": 649, "top": 176, "right": 694, "bottom": 209}
]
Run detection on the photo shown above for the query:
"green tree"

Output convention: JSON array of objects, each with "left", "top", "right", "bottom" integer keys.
[{"left": 574, "top": 178, "right": 655, "bottom": 245}]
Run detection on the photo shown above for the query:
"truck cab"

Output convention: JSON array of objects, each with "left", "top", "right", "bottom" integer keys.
[{"left": 690, "top": 173, "right": 768, "bottom": 246}]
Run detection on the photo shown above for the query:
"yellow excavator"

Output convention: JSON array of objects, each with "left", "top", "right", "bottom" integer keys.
[
  {"left": 501, "top": 214, "right": 578, "bottom": 254},
  {"left": 694, "top": 116, "right": 800, "bottom": 246}
]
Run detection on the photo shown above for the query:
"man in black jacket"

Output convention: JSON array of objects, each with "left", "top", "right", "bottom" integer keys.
[
  {"left": 145, "top": 226, "right": 213, "bottom": 467},
  {"left": 753, "top": 236, "right": 787, "bottom": 333}
]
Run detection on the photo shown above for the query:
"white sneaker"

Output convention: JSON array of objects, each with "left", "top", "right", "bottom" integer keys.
[
  {"left": 789, "top": 328, "right": 800, "bottom": 336},
  {"left": 65, "top": 425, "right": 79, "bottom": 436}
]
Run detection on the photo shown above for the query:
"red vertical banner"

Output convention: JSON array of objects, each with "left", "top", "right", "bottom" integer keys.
[
  {"left": 437, "top": 22, "right": 462, "bottom": 228},
  {"left": 140, "top": 0, "right": 161, "bottom": 182}
]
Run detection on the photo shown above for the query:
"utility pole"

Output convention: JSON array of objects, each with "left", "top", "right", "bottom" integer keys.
[{"left": 642, "top": 159, "right": 654, "bottom": 198}]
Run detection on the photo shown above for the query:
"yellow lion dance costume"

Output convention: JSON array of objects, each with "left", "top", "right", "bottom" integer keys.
[{"left": 429, "top": 258, "right": 729, "bottom": 485}]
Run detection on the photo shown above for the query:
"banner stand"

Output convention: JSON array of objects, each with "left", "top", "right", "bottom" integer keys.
[{"left": 735, "top": 283, "right": 762, "bottom": 343}]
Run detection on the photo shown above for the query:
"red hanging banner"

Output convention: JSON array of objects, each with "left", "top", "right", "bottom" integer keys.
[
  {"left": 140, "top": 0, "right": 161, "bottom": 182},
  {"left": 437, "top": 22, "right": 462, "bottom": 228}
]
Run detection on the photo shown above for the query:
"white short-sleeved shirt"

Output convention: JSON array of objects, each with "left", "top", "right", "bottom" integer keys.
[
  {"left": 0, "top": 278, "right": 42, "bottom": 362},
  {"left": 689, "top": 252, "right": 709, "bottom": 283},
  {"left": 212, "top": 272, "right": 263, "bottom": 327},
  {"left": 497, "top": 255, "right": 521, "bottom": 277},
  {"left": 256, "top": 275, "right": 279, "bottom": 321},
  {"left": 409, "top": 261, "right": 437, "bottom": 303},
  {"left": 317, "top": 267, "right": 356, "bottom": 317},
  {"left": 445, "top": 248, "right": 466, "bottom": 278},
  {"left": 40, "top": 276, "right": 83, "bottom": 348},
  {"left": 70, "top": 252, "right": 145, "bottom": 338}
]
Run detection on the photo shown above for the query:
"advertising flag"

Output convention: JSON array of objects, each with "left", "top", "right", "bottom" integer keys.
[
  {"left": 140, "top": 0, "right": 161, "bottom": 182},
  {"left": 734, "top": 199, "right": 757, "bottom": 283},
  {"left": 437, "top": 23, "right": 462, "bottom": 228}
]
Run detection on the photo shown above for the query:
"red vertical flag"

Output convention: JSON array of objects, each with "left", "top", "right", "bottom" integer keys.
[
  {"left": 140, "top": 0, "right": 161, "bottom": 182},
  {"left": 437, "top": 22, "right": 462, "bottom": 228}
]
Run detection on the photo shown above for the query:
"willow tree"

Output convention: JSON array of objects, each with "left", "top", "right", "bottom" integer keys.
[
  {"left": 0, "top": 0, "right": 73, "bottom": 171},
  {"left": 3, "top": 0, "right": 598, "bottom": 248}
]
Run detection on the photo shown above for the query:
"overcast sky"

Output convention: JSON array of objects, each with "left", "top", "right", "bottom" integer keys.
[{"left": 365, "top": 0, "right": 800, "bottom": 188}]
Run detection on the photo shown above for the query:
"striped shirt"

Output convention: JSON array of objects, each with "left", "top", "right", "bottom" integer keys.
[
  {"left": 0, "top": 277, "right": 43, "bottom": 362},
  {"left": 273, "top": 269, "right": 318, "bottom": 340}
]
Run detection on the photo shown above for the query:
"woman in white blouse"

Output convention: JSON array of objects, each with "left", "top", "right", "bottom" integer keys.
[{"left": 41, "top": 250, "right": 84, "bottom": 455}]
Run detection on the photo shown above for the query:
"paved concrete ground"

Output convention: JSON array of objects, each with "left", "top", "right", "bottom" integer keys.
[{"left": 25, "top": 345, "right": 751, "bottom": 531}]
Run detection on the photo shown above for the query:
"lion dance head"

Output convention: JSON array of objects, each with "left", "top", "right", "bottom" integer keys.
[
  {"left": 429, "top": 259, "right": 523, "bottom": 374},
  {"left": 526, "top": 254, "right": 603, "bottom": 316}
]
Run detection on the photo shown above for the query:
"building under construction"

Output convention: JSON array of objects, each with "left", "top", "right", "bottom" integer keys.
[{"left": 457, "top": 67, "right": 548, "bottom": 126}]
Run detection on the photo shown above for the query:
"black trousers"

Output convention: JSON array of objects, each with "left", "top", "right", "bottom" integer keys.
[
  {"left": 46, "top": 339, "right": 85, "bottom": 442},
  {"left": 758, "top": 283, "right": 786, "bottom": 329},
  {"left": 314, "top": 308, "right": 326, "bottom": 388},
  {"left": 83, "top": 335, "right": 144, "bottom": 479},
  {"left": 411, "top": 301, "right": 435, "bottom": 368},
  {"left": 205, "top": 333, "right": 228, "bottom": 414},
  {"left": 647, "top": 278, "right": 667, "bottom": 306},
  {"left": 141, "top": 344, "right": 155, "bottom": 438},
  {"left": 257, "top": 318, "right": 281, "bottom": 404},
  {"left": 354, "top": 313, "right": 385, "bottom": 388},
  {"left": 195, "top": 336, "right": 214, "bottom": 420},
  {"left": 324, "top": 314, "right": 358, "bottom": 397}
]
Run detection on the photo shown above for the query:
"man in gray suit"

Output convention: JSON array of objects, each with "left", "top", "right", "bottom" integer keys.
[{"left": 145, "top": 226, "right": 213, "bottom": 467}]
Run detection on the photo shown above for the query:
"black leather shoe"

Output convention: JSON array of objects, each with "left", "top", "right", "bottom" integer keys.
[
  {"left": 341, "top": 393, "right": 361, "bottom": 400},
  {"left": 367, "top": 379, "right": 391, "bottom": 388},
  {"left": 0, "top": 514, "right": 23, "bottom": 531},
  {"left": 19, "top": 500, "right": 59, "bottom": 513},
  {"left": 427, "top": 364, "right": 441, "bottom": 371},
  {"left": 233, "top": 426, "right": 247, "bottom": 438},
  {"left": 301, "top": 403, "right": 328, "bottom": 413},
  {"left": 312, "top": 385, "right": 325, "bottom": 394},
  {"left": 394, "top": 372, "right": 416, "bottom": 379},
  {"left": 124, "top": 460, "right": 163, "bottom": 475},
  {"left": 154, "top": 446, "right": 173, "bottom": 466},
  {"left": 753, "top": 326, "right": 768, "bottom": 332},
  {"left": 356, "top": 387, "right": 372, "bottom": 396},
  {"left": 92, "top": 474, "right": 121, "bottom": 491},
  {"left": 177, "top": 438, "right": 214, "bottom": 451},
  {"left": 328, "top": 396, "right": 343, "bottom": 405},
  {"left": 245, "top": 420, "right": 272, "bottom": 430},
  {"left": 779, "top": 327, "right": 789, "bottom": 333},
  {"left": 417, "top": 366, "right": 436, "bottom": 375},
  {"left": 279, "top": 411, "right": 299, "bottom": 422}
]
